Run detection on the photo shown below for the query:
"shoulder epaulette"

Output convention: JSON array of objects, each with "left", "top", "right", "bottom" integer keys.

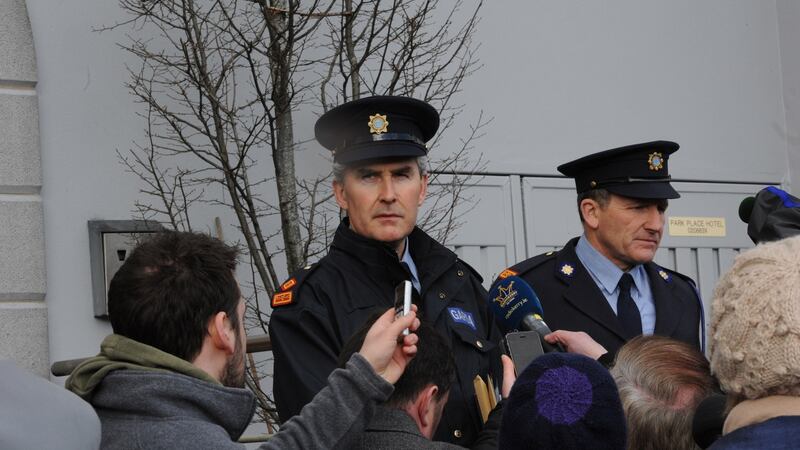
[
  {"left": 493, "top": 250, "right": 558, "bottom": 284},
  {"left": 456, "top": 259, "right": 484, "bottom": 283},
  {"left": 654, "top": 265, "right": 697, "bottom": 288},
  {"left": 271, "top": 263, "right": 320, "bottom": 308}
]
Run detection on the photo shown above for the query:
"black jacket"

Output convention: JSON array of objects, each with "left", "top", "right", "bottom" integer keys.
[
  {"left": 494, "top": 237, "right": 703, "bottom": 356},
  {"left": 269, "top": 220, "right": 503, "bottom": 447}
]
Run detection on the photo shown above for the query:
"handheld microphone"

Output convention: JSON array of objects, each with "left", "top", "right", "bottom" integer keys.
[{"left": 488, "top": 275, "right": 565, "bottom": 353}]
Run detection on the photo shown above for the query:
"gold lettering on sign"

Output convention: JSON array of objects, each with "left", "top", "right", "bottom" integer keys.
[{"left": 668, "top": 216, "right": 726, "bottom": 237}]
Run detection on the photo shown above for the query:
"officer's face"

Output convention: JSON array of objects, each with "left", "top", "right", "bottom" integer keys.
[
  {"left": 583, "top": 194, "right": 667, "bottom": 270},
  {"left": 334, "top": 158, "right": 427, "bottom": 250}
]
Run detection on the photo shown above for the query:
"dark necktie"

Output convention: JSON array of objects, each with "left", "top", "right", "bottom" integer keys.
[{"left": 617, "top": 273, "right": 642, "bottom": 338}]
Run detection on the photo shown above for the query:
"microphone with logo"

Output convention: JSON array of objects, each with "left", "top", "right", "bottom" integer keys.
[{"left": 488, "top": 275, "right": 565, "bottom": 371}]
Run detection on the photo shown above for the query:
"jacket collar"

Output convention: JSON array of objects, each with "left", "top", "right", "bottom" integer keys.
[
  {"left": 92, "top": 370, "right": 256, "bottom": 441},
  {"left": 330, "top": 218, "right": 458, "bottom": 296},
  {"left": 66, "top": 334, "right": 219, "bottom": 400},
  {"left": 723, "top": 396, "right": 800, "bottom": 435},
  {"left": 366, "top": 405, "right": 426, "bottom": 437}
]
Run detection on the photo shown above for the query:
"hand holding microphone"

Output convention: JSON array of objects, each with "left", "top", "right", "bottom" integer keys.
[{"left": 544, "top": 330, "right": 607, "bottom": 360}]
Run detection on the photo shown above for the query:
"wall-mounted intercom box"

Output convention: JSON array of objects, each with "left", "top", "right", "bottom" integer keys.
[{"left": 88, "top": 220, "right": 164, "bottom": 318}]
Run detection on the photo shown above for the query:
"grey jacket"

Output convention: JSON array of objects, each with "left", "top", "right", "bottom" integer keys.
[
  {"left": 0, "top": 360, "right": 101, "bottom": 450},
  {"left": 90, "top": 353, "right": 393, "bottom": 449},
  {"left": 354, "top": 404, "right": 502, "bottom": 450}
]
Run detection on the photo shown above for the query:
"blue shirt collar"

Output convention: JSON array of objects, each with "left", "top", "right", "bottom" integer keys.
[
  {"left": 575, "top": 235, "right": 647, "bottom": 294},
  {"left": 400, "top": 238, "right": 421, "bottom": 292}
]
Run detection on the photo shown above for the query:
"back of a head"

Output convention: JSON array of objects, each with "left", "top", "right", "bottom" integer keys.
[
  {"left": 338, "top": 316, "right": 456, "bottom": 407},
  {"left": 500, "top": 353, "right": 627, "bottom": 450},
  {"left": 710, "top": 235, "right": 800, "bottom": 405},
  {"left": 107, "top": 231, "right": 240, "bottom": 362},
  {"left": 611, "top": 335, "right": 714, "bottom": 450}
]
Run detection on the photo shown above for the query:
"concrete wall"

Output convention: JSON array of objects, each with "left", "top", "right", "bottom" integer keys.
[
  {"left": 0, "top": 0, "right": 48, "bottom": 376},
  {"left": 777, "top": 0, "right": 800, "bottom": 189},
  {"left": 15, "top": 0, "right": 800, "bottom": 372},
  {"left": 448, "top": 1, "right": 791, "bottom": 187}
]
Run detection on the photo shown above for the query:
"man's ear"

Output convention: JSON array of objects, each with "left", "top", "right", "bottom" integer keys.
[
  {"left": 418, "top": 173, "right": 428, "bottom": 206},
  {"left": 208, "top": 311, "right": 236, "bottom": 355},
  {"left": 333, "top": 179, "right": 349, "bottom": 211},
  {"left": 416, "top": 384, "right": 439, "bottom": 429},
  {"left": 580, "top": 199, "right": 601, "bottom": 230}
]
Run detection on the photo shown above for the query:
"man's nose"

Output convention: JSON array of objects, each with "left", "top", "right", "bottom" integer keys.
[
  {"left": 644, "top": 206, "right": 664, "bottom": 232},
  {"left": 378, "top": 177, "right": 396, "bottom": 202}
]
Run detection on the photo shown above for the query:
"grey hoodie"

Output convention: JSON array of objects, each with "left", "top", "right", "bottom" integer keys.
[{"left": 68, "top": 335, "right": 393, "bottom": 449}]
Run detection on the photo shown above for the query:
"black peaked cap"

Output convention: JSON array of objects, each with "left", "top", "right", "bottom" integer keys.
[
  {"left": 558, "top": 140, "right": 680, "bottom": 199},
  {"left": 315, "top": 96, "right": 439, "bottom": 164}
]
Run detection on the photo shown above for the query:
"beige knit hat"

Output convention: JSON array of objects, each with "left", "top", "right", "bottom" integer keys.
[{"left": 709, "top": 235, "right": 800, "bottom": 400}]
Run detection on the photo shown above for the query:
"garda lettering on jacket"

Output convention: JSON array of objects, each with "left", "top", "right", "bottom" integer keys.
[{"left": 448, "top": 307, "right": 477, "bottom": 331}]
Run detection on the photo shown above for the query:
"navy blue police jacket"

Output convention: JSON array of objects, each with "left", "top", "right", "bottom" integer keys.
[
  {"left": 269, "top": 219, "right": 503, "bottom": 447},
  {"left": 493, "top": 237, "right": 702, "bottom": 357}
]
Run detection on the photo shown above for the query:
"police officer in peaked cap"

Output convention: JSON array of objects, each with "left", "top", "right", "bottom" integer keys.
[
  {"left": 492, "top": 141, "right": 703, "bottom": 357},
  {"left": 269, "top": 96, "right": 503, "bottom": 446}
]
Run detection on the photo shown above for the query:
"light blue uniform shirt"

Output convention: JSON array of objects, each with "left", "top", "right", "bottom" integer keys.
[
  {"left": 400, "top": 237, "right": 422, "bottom": 293},
  {"left": 574, "top": 235, "right": 656, "bottom": 335}
]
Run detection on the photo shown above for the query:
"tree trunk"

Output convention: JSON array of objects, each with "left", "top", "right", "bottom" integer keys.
[{"left": 267, "top": 1, "right": 304, "bottom": 274}]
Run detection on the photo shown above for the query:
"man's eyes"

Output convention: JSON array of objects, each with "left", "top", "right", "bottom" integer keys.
[
  {"left": 361, "top": 173, "right": 409, "bottom": 180},
  {"left": 631, "top": 204, "right": 667, "bottom": 212}
]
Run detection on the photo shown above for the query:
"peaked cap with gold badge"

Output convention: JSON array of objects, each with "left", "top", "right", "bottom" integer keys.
[
  {"left": 557, "top": 140, "right": 680, "bottom": 200},
  {"left": 315, "top": 95, "right": 440, "bottom": 164}
]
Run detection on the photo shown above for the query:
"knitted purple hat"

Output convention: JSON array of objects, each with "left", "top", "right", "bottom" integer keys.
[{"left": 499, "top": 353, "right": 626, "bottom": 450}]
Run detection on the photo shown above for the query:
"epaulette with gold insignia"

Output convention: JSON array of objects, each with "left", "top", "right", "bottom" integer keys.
[
  {"left": 271, "top": 263, "right": 320, "bottom": 308},
  {"left": 493, "top": 250, "right": 559, "bottom": 284},
  {"left": 656, "top": 265, "right": 697, "bottom": 288}
]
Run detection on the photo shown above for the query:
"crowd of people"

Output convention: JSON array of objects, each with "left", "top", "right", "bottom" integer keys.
[{"left": 4, "top": 95, "right": 800, "bottom": 450}]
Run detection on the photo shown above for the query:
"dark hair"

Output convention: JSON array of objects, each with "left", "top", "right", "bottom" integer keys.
[
  {"left": 577, "top": 188, "right": 611, "bottom": 222},
  {"left": 107, "top": 231, "right": 240, "bottom": 362},
  {"left": 338, "top": 312, "right": 456, "bottom": 406}
]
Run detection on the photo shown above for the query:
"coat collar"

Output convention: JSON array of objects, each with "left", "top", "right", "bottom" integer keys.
[
  {"left": 366, "top": 406, "right": 425, "bottom": 437},
  {"left": 724, "top": 396, "right": 800, "bottom": 435},
  {"left": 330, "top": 219, "right": 464, "bottom": 323},
  {"left": 331, "top": 218, "right": 459, "bottom": 288},
  {"left": 331, "top": 218, "right": 410, "bottom": 290},
  {"left": 93, "top": 370, "right": 256, "bottom": 441}
]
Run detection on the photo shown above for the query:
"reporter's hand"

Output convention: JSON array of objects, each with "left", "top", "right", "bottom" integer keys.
[
  {"left": 358, "top": 305, "right": 421, "bottom": 384},
  {"left": 544, "top": 330, "right": 607, "bottom": 360},
  {"left": 500, "top": 354, "right": 516, "bottom": 398}
]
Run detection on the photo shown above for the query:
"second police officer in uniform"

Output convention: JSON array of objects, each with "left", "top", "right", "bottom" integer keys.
[
  {"left": 269, "top": 96, "right": 502, "bottom": 446},
  {"left": 493, "top": 141, "right": 703, "bottom": 357}
]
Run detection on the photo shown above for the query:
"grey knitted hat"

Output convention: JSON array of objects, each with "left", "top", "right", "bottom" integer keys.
[{"left": 709, "top": 235, "right": 800, "bottom": 400}]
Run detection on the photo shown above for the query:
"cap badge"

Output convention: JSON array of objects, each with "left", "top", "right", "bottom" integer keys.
[
  {"left": 648, "top": 152, "right": 664, "bottom": 171},
  {"left": 560, "top": 263, "right": 575, "bottom": 277},
  {"left": 368, "top": 113, "right": 389, "bottom": 134}
]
